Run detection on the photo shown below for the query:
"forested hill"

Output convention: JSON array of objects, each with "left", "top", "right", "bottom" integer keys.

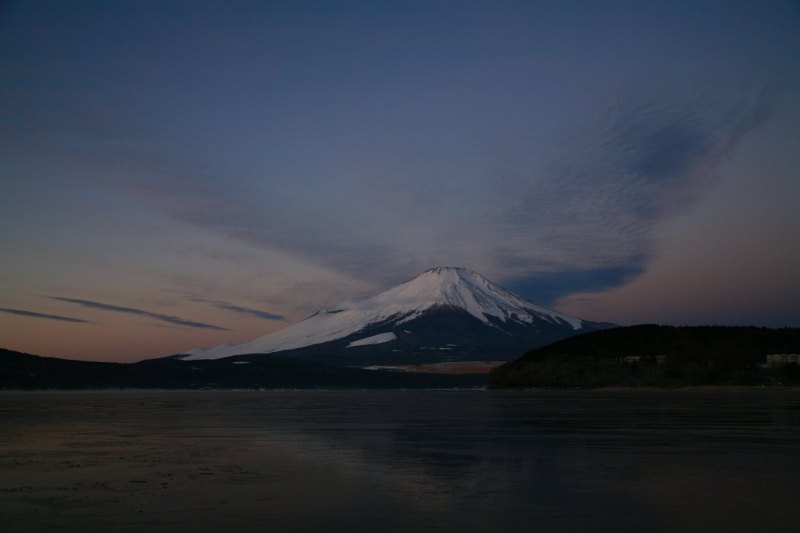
[
  {"left": 0, "top": 349, "right": 484, "bottom": 390},
  {"left": 490, "top": 325, "right": 800, "bottom": 388}
]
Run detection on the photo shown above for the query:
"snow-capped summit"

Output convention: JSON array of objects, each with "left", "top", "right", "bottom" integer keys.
[
  {"left": 367, "top": 266, "right": 583, "bottom": 329},
  {"left": 184, "top": 267, "right": 612, "bottom": 364}
]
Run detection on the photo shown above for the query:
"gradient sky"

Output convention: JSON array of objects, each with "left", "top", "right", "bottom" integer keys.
[{"left": 1, "top": 0, "right": 799, "bottom": 362}]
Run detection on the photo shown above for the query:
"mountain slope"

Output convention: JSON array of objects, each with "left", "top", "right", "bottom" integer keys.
[{"left": 185, "top": 267, "right": 613, "bottom": 364}]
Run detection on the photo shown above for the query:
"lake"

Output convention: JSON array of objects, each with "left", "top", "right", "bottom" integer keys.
[{"left": 2, "top": 389, "right": 799, "bottom": 532}]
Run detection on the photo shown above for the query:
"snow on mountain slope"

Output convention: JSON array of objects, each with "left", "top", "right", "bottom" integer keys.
[
  {"left": 372, "top": 267, "right": 583, "bottom": 329},
  {"left": 184, "top": 267, "right": 587, "bottom": 360},
  {"left": 347, "top": 332, "right": 397, "bottom": 348}
]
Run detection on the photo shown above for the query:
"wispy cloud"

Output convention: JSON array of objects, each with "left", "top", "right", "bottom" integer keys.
[
  {"left": 138, "top": 94, "right": 768, "bottom": 295},
  {"left": 0, "top": 307, "right": 91, "bottom": 324},
  {"left": 484, "top": 91, "right": 773, "bottom": 301},
  {"left": 77, "top": 82, "right": 773, "bottom": 307},
  {"left": 48, "top": 296, "right": 231, "bottom": 331}
]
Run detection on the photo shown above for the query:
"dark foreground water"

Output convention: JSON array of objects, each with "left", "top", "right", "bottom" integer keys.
[{"left": 1, "top": 390, "right": 799, "bottom": 532}]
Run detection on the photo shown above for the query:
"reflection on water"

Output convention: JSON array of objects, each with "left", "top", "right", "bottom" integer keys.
[{"left": 1, "top": 390, "right": 800, "bottom": 532}]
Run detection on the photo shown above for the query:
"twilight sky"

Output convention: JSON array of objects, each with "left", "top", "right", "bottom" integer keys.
[{"left": 1, "top": 0, "right": 799, "bottom": 362}]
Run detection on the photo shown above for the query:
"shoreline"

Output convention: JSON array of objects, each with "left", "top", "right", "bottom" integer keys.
[{"left": 2, "top": 385, "right": 800, "bottom": 393}]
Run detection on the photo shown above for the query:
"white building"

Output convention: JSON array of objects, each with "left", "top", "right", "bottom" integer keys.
[{"left": 766, "top": 354, "right": 800, "bottom": 367}]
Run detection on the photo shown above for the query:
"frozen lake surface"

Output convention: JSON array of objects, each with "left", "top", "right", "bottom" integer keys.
[{"left": 2, "top": 389, "right": 800, "bottom": 532}]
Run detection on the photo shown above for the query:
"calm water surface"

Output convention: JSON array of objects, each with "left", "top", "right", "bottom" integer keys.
[{"left": 1, "top": 389, "right": 799, "bottom": 532}]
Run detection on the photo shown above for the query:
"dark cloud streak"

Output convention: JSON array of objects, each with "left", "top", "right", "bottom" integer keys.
[
  {"left": 504, "top": 262, "right": 648, "bottom": 308},
  {"left": 0, "top": 307, "right": 91, "bottom": 324},
  {"left": 48, "top": 297, "right": 231, "bottom": 331},
  {"left": 162, "top": 289, "right": 285, "bottom": 321},
  {"left": 203, "top": 301, "right": 284, "bottom": 321}
]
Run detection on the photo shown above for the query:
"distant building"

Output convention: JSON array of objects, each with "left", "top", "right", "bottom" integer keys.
[
  {"left": 766, "top": 354, "right": 800, "bottom": 367},
  {"left": 620, "top": 355, "right": 667, "bottom": 364}
]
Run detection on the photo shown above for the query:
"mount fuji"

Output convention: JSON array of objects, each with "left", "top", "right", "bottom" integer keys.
[{"left": 183, "top": 267, "right": 614, "bottom": 365}]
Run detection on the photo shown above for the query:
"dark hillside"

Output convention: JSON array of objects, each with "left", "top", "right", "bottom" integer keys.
[
  {"left": 490, "top": 325, "right": 800, "bottom": 388},
  {"left": 0, "top": 349, "right": 485, "bottom": 389}
]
